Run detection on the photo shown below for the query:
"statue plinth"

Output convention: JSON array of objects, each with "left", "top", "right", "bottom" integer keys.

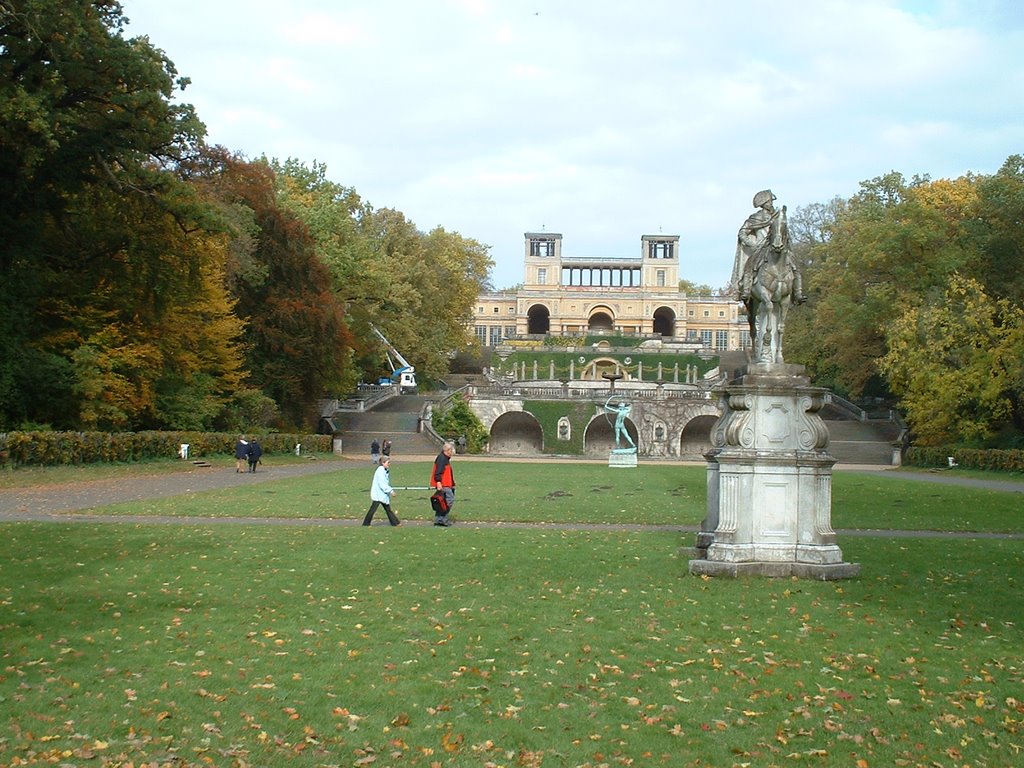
[
  {"left": 690, "top": 364, "right": 860, "bottom": 580},
  {"left": 609, "top": 448, "right": 638, "bottom": 468}
]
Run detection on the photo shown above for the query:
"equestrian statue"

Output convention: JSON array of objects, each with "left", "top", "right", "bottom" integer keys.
[{"left": 730, "top": 189, "right": 806, "bottom": 364}]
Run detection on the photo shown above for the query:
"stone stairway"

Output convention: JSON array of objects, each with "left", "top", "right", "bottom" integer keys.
[
  {"left": 332, "top": 395, "right": 439, "bottom": 458},
  {"left": 822, "top": 403, "right": 902, "bottom": 465}
]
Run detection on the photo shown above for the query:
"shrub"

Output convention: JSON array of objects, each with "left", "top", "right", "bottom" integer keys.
[{"left": 0, "top": 431, "right": 331, "bottom": 467}]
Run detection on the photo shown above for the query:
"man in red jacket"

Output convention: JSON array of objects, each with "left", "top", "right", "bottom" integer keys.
[{"left": 431, "top": 441, "right": 456, "bottom": 527}]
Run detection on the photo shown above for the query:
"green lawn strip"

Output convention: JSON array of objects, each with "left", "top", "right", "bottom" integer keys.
[
  {"left": 0, "top": 524, "right": 1020, "bottom": 767},
  {"left": 76, "top": 463, "right": 1024, "bottom": 534}
]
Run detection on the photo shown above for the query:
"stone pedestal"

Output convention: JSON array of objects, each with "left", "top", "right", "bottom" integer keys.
[
  {"left": 689, "top": 363, "right": 859, "bottom": 580},
  {"left": 609, "top": 449, "right": 638, "bottom": 468}
]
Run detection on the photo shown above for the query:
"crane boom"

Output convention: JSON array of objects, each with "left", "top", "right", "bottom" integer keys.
[{"left": 369, "top": 324, "right": 417, "bottom": 393}]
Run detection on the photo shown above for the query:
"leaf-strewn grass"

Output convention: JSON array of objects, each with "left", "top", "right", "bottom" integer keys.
[
  {"left": 0, "top": 523, "right": 1021, "bottom": 767},
  {"left": 1, "top": 463, "right": 1022, "bottom": 766}
]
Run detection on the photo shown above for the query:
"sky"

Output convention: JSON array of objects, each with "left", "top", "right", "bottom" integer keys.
[{"left": 120, "top": 0, "right": 1024, "bottom": 291}]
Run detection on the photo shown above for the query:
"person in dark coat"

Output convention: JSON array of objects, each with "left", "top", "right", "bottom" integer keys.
[
  {"left": 234, "top": 436, "right": 249, "bottom": 473},
  {"left": 247, "top": 439, "right": 263, "bottom": 472}
]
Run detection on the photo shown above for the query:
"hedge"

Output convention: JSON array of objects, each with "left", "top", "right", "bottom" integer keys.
[
  {"left": 0, "top": 431, "right": 332, "bottom": 468},
  {"left": 904, "top": 446, "right": 1024, "bottom": 473}
]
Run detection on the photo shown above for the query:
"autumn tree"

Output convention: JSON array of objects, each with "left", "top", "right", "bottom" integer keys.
[
  {"left": 271, "top": 160, "right": 493, "bottom": 388},
  {"left": 881, "top": 275, "right": 1024, "bottom": 445},
  {"left": 192, "top": 150, "right": 353, "bottom": 428},
  {"left": 785, "top": 172, "right": 979, "bottom": 398},
  {"left": 0, "top": 0, "right": 251, "bottom": 430}
]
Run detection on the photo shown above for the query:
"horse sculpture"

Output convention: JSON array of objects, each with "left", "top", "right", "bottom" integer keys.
[{"left": 745, "top": 206, "right": 798, "bottom": 365}]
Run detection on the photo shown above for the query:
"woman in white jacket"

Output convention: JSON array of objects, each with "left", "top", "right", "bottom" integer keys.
[{"left": 362, "top": 455, "right": 400, "bottom": 526}]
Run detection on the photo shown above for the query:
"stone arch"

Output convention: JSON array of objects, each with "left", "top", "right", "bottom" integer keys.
[
  {"left": 527, "top": 304, "right": 550, "bottom": 335},
  {"left": 579, "top": 356, "right": 627, "bottom": 381},
  {"left": 588, "top": 305, "right": 614, "bottom": 333},
  {"left": 584, "top": 412, "right": 639, "bottom": 456},
  {"left": 489, "top": 410, "right": 544, "bottom": 454},
  {"left": 679, "top": 414, "right": 718, "bottom": 459},
  {"left": 652, "top": 306, "right": 676, "bottom": 337}
]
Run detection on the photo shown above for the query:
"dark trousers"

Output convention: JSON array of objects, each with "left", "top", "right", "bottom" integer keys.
[{"left": 363, "top": 501, "right": 399, "bottom": 526}]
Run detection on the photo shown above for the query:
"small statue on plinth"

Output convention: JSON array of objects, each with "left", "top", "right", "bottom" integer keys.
[
  {"left": 603, "top": 394, "right": 637, "bottom": 467},
  {"left": 605, "top": 398, "right": 636, "bottom": 451}
]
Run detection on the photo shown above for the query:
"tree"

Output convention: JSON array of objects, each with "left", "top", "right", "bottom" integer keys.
[
  {"left": 785, "top": 172, "right": 978, "bottom": 398},
  {"left": 969, "top": 154, "right": 1024, "bottom": 305},
  {"left": 270, "top": 159, "right": 493, "bottom": 389},
  {"left": 0, "top": 1, "right": 242, "bottom": 430},
  {"left": 191, "top": 150, "right": 354, "bottom": 428},
  {"left": 678, "top": 279, "right": 713, "bottom": 296},
  {"left": 881, "top": 275, "right": 1024, "bottom": 445}
]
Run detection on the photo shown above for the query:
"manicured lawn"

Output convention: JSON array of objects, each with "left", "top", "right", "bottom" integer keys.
[
  {"left": 0, "top": 523, "right": 1021, "bottom": 767},
  {"left": 84, "top": 461, "right": 1024, "bottom": 534},
  {"left": 1, "top": 462, "right": 1022, "bottom": 766}
]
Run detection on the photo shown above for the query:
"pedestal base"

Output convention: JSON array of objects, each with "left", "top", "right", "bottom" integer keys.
[
  {"left": 691, "top": 365, "right": 859, "bottom": 580},
  {"left": 689, "top": 559, "right": 860, "bottom": 580},
  {"left": 609, "top": 449, "right": 638, "bottom": 468}
]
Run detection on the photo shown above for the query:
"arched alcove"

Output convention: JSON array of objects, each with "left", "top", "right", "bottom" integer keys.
[
  {"left": 583, "top": 413, "right": 639, "bottom": 456},
  {"left": 653, "top": 306, "right": 676, "bottom": 337},
  {"left": 527, "top": 304, "right": 550, "bottom": 335},
  {"left": 489, "top": 410, "right": 544, "bottom": 454},
  {"left": 680, "top": 414, "right": 718, "bottom": 458}
]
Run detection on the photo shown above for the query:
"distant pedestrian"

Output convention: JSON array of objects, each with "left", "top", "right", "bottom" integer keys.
[
  {"left": 234, "top": 435, "right": 249, "bottom": 473},
  {"left": 370, "top": 438, "right": 380, "bottom": 465},
  {"left": 247, "top": 439, "right": 262, "bottom": 472},
  {"left": 363, "top": 455, "right": 400, "bottom": 526},
  {"left": 381, "top": 438, "right": 392, "bottom": 458},
  {"left": 430, "top": 441, "right": 456, "bottom": 527}
]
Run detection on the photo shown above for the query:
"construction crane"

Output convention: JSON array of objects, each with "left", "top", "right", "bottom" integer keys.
[{"left": 370, "top": 324, "right": 417, "bottom": 393}]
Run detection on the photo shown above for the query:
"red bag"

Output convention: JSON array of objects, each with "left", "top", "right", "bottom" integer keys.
[{"left": 430, "top": 491, "right": 449, "bottom": 515}]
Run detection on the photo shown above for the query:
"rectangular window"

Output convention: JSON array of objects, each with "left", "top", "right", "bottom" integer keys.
[
  {"left": 718, "top": 310, "right": 725, "bottom": 317},
  {"left": 489, "top": 326, "right": 503, "bottom": 345},
  {"left": 475, "top": 326, "right": 487, "bottom": 343},
  {"left": 701, "top": 329, "right": 712, "bottom": 347},
  {"left": 703, "top": 310, "right": 710, "bottom": 317},
  {"left": 493, "top": 306, "right": 499, "bottom": 313},
  {"left": 538, "top": 268, "right": 547, "bottom": 285},
  {"left": 508, "top": 306, "right": 515, "bottom": 313},
  {"left": 715, "top": 330, "right": 728, "bottom": 350},
  {"left": 656, "top": 270, "right": 665, "bottom": 287},
  {"left": 504, "top": 325, "right": 516, "bottom": 339}
]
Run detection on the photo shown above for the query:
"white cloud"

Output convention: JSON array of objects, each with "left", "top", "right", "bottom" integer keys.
[{"left": 121, "top": 0, "right": 1024, "bottom": 289}]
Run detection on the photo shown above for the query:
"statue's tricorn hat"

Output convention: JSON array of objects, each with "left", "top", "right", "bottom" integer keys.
[{"left": 753, "top": 189, "right": 776, "bottom": 208}]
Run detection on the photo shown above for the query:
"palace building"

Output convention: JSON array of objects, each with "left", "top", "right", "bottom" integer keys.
[{"left": 473, "top": 232, "right": 748, "bottom": 350}]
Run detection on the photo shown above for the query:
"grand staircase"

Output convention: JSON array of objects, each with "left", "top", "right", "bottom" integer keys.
[
  {"left": 330, "top": 379, "right": 900, "bottom": 466},
  {"left": 332, "top": 395, "right": 439, "bottom": 459},
  {"left": 822, "top": 403, "right": 902, "bottom": 466}
]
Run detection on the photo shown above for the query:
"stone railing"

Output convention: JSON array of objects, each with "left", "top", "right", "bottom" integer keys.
[{"left": 468, "top": 381, "right": 717, "bottom": 403}]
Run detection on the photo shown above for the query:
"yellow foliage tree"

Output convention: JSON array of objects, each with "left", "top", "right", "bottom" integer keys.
[{"left": 881, "top": 275, "right": 1024, "bottom": 445}]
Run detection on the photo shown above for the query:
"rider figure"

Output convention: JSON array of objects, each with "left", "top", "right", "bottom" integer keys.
[{"left": 731, "top": 189, "right": 806, "bottom": 304}]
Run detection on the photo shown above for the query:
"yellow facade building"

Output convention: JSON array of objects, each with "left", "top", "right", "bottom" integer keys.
[{"left": 473, "top": 232, "right": 748, "bottom": 351}]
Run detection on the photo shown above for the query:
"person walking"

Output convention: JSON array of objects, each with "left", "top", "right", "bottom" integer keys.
[
  {"left": 363, "top": 455, "right": 400, "bottom": 526},
  {"left": 430, "top": 441, "right": 456, "bottom": 527},
  {"left": 234, "top": 435, "right": 249, "bottom": 473},
  {"left": 247, "top": 439, "right": 262, "bottom": 472},
  {"left": 381, "top": 438, "right": 392, "bottom": 459},
  {"left": 370, "top": 438, "right": 380, "bottom": 465}
]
